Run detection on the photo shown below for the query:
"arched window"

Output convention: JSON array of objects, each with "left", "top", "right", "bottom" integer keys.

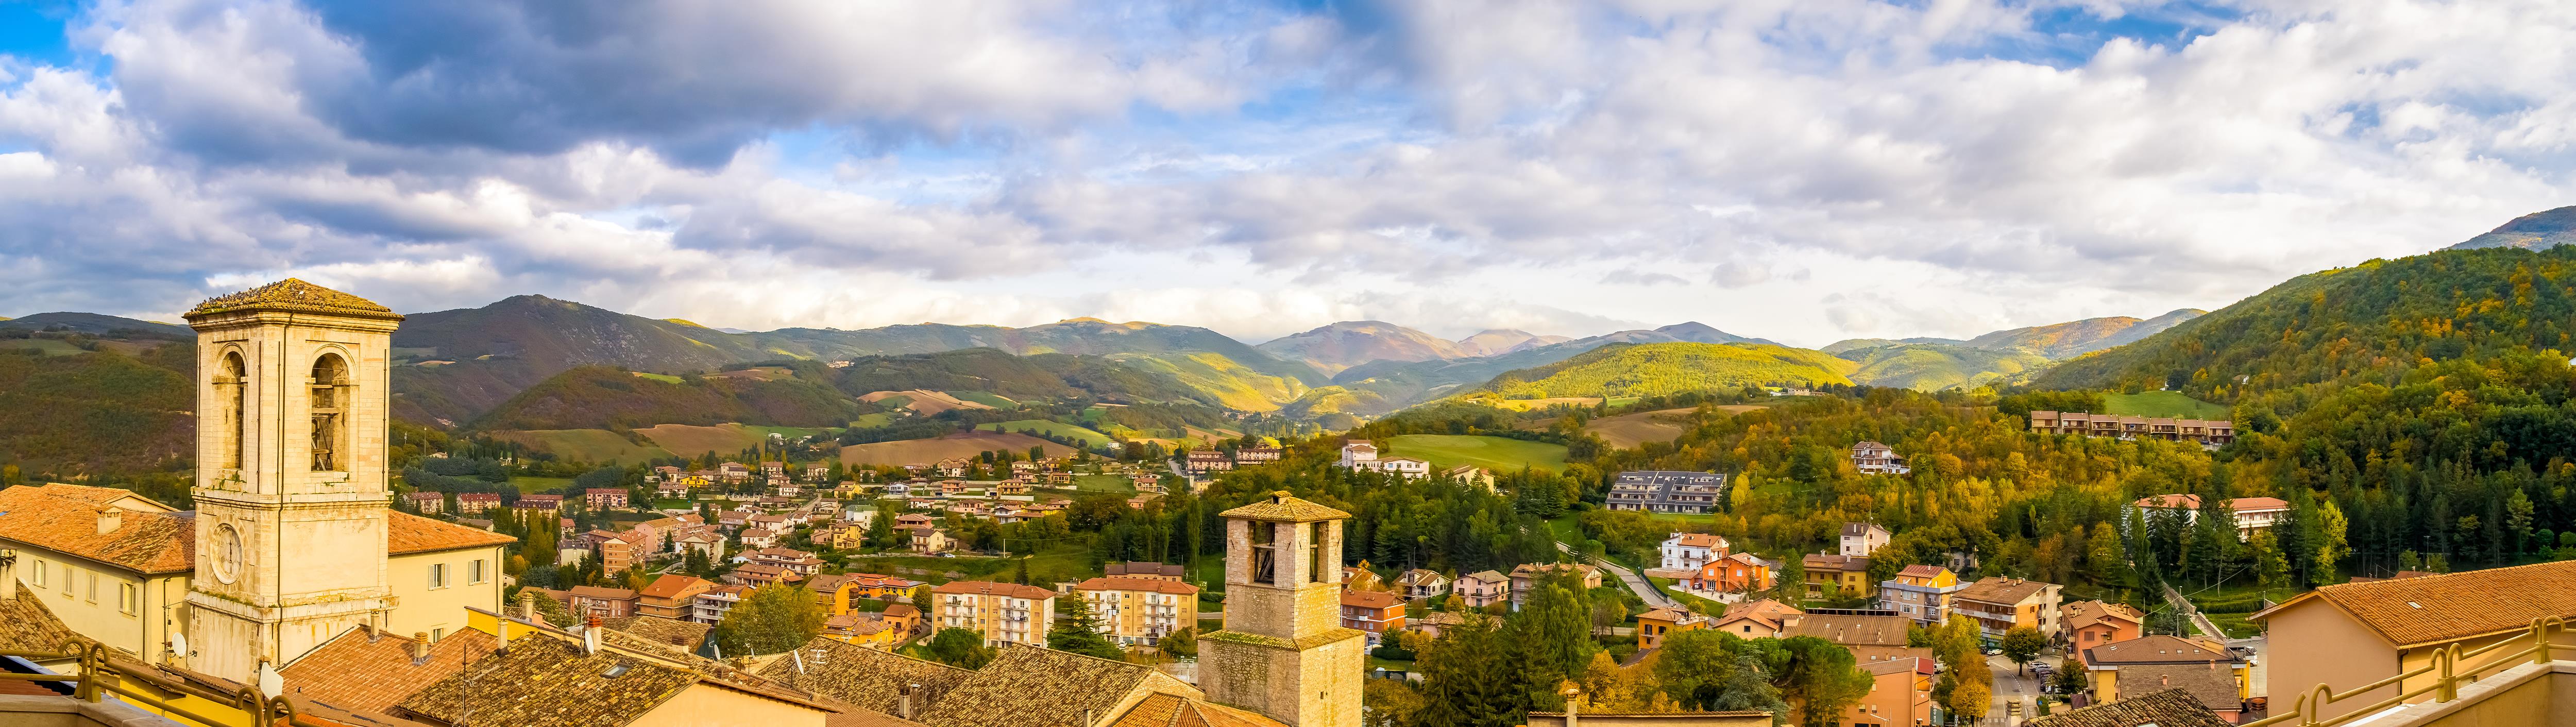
[
  {"left": 221, "top": 351, "right": 246, "bottom": 469},
  {"left": 310, "top": 353, "right": 350, "bottom": 471}
]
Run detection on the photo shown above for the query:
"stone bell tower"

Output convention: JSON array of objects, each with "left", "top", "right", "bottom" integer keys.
[
  {"left": 182, "top": 279, "right": 402, "bottom": 683},
  {"left": 1199, "top": 492, "right": 1365, "bottom": 727}
]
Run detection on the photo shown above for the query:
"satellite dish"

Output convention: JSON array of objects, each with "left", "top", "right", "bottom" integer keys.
[
  {"left": 255, "top": 661, "right": 283, "bottom": 699},
  {"left": 166, "top": 633, "right": 189, "bottom": 660}
]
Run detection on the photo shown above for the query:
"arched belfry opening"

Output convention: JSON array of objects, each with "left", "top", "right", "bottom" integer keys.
[{"left": 309, "top": 353, "right": 349, "bottom": 472}]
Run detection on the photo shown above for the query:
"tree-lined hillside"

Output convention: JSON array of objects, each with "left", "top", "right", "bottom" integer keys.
[
  {"left": 473, "top": 364, "right": 861, "bottom": 430},
  {"left": 1459, "top": 342, "right": 1856, "bottom": 402},
  {"left": 0, "top": 344, "right": 196, "bottom": 474},
  {"left": 1840, "top": 344, "right": 2050, "bottom": 391}
]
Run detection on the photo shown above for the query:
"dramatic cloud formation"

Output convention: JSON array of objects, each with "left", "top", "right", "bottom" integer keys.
[{"left": 1, "top": 0, "right": 2569, "bottom": 345}]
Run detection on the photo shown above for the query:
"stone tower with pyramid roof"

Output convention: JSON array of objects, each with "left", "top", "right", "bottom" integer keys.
[
  {"left": 1199, "top": 491, "right": 1365, "bottom": 727},
  {"left": 181, "top": 278, "right": 405, "bottom": 683}
]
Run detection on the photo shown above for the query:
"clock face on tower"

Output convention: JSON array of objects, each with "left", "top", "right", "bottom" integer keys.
[{"left": 212, "top": 523, "right": 244, "bottom": 584}]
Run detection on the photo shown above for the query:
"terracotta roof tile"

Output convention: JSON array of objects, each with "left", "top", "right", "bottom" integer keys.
[
  {"left": 278, "top": 627, "right": 495, "bottom": 716},
  {"left": 1785, "top": 614, "right": 1910, "bottom": 647},
  {"left": 2081, "top": 635, "right": 2232, "bottom": 665},
  {"left": 1954, "top": 576, "right": 2057, "bottom": 605},
  {"left": 752, "top": 637, "right": 973, "bottom": 716},
  {"left": 386, "top": 510, "right": 516, "bottom": 554},
  {"left": 185, "top": 278, "right": 400, "bottom": 320},
  {"left": 918, "top": 646, "right": 1192, "bottom": 727},
  {"left": 929, "top": 581, "right": 1053, "bottom": 599},
  {"left": 0, "top": 484, "right": 194, "bottom": 574},
  {"left": 2062, "top": 600, "right": 2145, "bottom": 632},
  {"left": 1110, "top": 691, "right": 1289, "bottom": 727},
  {"left": 1340, "top": 589, "right": 1403, "bottom": 609},
  {"left": 1074, "top": 577, "right": 1200, "bottom": 596},
  {"left": 0, "top": 583, "right": 79, "bottom": 653},
  {"left": 2025, "top": 687, "right": 2233, "bottom": 727},
  {"left": 640, "top": 574, "right": 714, "bottom": 600},
  {"left": 599, "top": 615, "right": 712, "bottom": 652},
  {"left": 2114, "top": 664, "right": 2242, "bottom": 713},
  {"left": 393, "top": 636, "right": 698, "bottom": 727},
  {"left": 2251, "top": 560, "right": 2576, "bottom": 647},
  {"left": 1217, "top": 492, "right": 1348, "bottom": 522}
]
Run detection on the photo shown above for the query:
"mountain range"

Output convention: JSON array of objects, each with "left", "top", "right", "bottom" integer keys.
[{"left": 2448, "top": 206, "right": 2576, "bottom": 250}]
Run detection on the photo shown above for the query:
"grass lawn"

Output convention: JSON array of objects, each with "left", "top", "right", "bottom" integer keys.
[
  {"left": 1385, "top": 434, "right": 1568, "bottom": 472},
  {"left": 947, "top": 391, "right": 1021, "bottom": 409},
  {"left": 850, "top": 413, "right": 897, "bottom": 428},
  {"left": 510, "top": 476, "right": 577, "bottom": 493},
  {"left": 1648, "top": 576, "right": 1730, "bottom": 614},
  {"left": 1072, "top": 474, "right": 1139, "bottom": 493},
  {"left": 1366, "top": 656, "right": 1415, "bottom": 673},
  {"left": 631, "top": 371, "right": 684, "bottom": 384},
  {"left": 982, "top": 419, "right": 1119, "bottom": 448},
  {"left": 490, "top": 429, "right": 675, "bottom": 465},
  {"left": 652, "top": 498, "right": 692, "bottom": 510},
  {"left": 2104, "top": 391, "right": 2230, "bottom": 419},
  {"left": 1, "top": 339, "right": 87, "bottom": 356}
]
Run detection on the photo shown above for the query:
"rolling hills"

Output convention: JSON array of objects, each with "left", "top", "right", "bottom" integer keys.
[
  {"left": 0, "top": 343, "right": 196, "bottom": 474},
  {"left": 472, "top": 364, "right": 861, "bottom": 430},
  {"left": 1454, "top": 342, "right": 1856, "bottom": 402},
  {"left": 2448, "top": 206, "right": 2576, "bottom": 250},
  {"left": 1255, "top": 320, "right": 1468, "bottom": 375},
  {"left": 2035, "top": 244, "right": 2576, "bottom": 397},
  {"left": 1837, "top": 344, "right": 2052, "bottom": 391}
]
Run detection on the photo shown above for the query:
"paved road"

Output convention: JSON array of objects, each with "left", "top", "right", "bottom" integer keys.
[
  {"left": 1552, "top": 540, "right": 1679, "bottom": 610},
  {"left": 1987, "top": 652, "right": 2039, "bottom": 726},
  {"left": 2161, "top": 582, "right": 2229, "bottom": 641}
]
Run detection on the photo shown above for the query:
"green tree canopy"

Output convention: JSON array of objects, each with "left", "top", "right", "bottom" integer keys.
[{"left": 708, "top": 583, "right": 825, "bottom": 656}]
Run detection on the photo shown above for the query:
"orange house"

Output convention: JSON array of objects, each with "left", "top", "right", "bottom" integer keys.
[
  {"left": 1691, "top": 552, "right": 1774, "bottom": 594},
  {"left": 1636, "top": 606, "right": 1709, "bottom": 650},
  {"left": 1839, "top": 657, "right": 1934, "bottom": 727},
  {"left": 2063, "top": 600, "right": 2146, "bottom": 651}
]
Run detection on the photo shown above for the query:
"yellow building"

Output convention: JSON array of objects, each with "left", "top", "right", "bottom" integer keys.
[
  {"left": 929, "top": 580, "right": 1055, "bottom": 646},
  {"left": 0, "top": 483, "right": 509, "bottom": 663},
  {"left": 1636, "top": 606, "right": 1709, "bottom": 650},
  {"left": 1801, "top": 553, "right": 1875, "bottom": 599},
  {"left": 822, "top": 612, "right": 905, "bottom": 648},
  {"left": 2079, "top": 634, "right": 2253, "bottom": 722},
  {"left": 1072, "top": 576, "right": 1200, "bottom": 647}
]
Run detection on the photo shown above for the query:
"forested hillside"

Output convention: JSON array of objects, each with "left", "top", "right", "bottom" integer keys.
[
  {"left": 1459, "top": 342, "right": 1856, "bottom": 401},
  {"left": 0, "top": 344, "right": 195, "bottom": 475},
  {"left": 473, "top": 364, "right": 861, "bottom": 430},
  {"left": 1839, "top": 344, "right": 2050, "bottom": 390}
]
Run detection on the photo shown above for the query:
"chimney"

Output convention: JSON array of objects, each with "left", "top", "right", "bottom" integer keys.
[
  {"left": 96, "top": 507, "right": 121, "bottom": 535},
  {"left": 0, "top": 549, "right": 16, "bottom": 600},
  {"left": 2161, "top": 674, "right": 2171, "bottom": 687},
  {"left": 364, "top": 621, "right": 380, "bottom": 643},
  {"left": 899, "top": 683, "right": 918, "bottom": 719},
  {"left": 584, "top": 615, "right": 602, "bottom": 655},
  {"left": 410, "top": 632, "right": 432, "bottom": 663}
]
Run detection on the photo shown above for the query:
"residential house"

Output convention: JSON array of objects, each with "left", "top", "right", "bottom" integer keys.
[
  {"left": 1105, "top": 561, "right": 1187, "bottom": 580},
  {"left": 2064, "top": 600, "right": 2148, "bottom": 651},
  {"left": 739, "top": 547, "right": 826, "bottom": 576},
  {"left": 997, "top": 479, "right": 1030, "bottom": 496},
  {"left": 1510, "top": 562, "right": 1603, "bottom": 610},
  {"left": 567, "top": 585, "right": 639, "bottom": 617},
  {"left": 1336, "top": 442, "right": 1378, "bottom": 468},
  {"left": 672, "top": 531, "right": 724, "bottom": 561},
  {"left": 1689, "top": 552, "right": 1774, "bottom": 596},
  {"left": 1184, "top": 449, "right": 1235, "bottom": 474},
  {"left": 1127, "top": 494, "right": 1162, "bottom": 510},
  {"left": 2028, "top": 411, "right": 2236, "bottom": 447},
  {"left": 719, "top": 462, "right": 752, "bottom": 483},
  {"left": 907, "top": 526, "right": 955, "bottom": 554},
  {"left": 1340, "top": 588, "right": 1407, "bottom": 644},
  {"left": 1409, "top": 611, "right": 1468, "bottom": 639},
  {"left": 805, "top": 464, "right": 829, "bottom": 482},
  {"left": 1335, "top": 442, "right": 1431, "bottom": 479},
  {"left": 935, "top": 459, "right": 968, "bottom": 478},
  {"left": 1786, "top": 613, "right": 1929, "bottom": 665},
  {"left": 1951, "top": 576, "right": 2065, "bottom": 640},
  {"left": 1840, "top": 522, "right": 1890, "bottom": 557},
  {"left": 725, "top": 563, "right": 799, "bottom": 588},
  {"left": 739, "top": 528, "right": 781, "bottom": 550},
  {"left": 822, "top": 612, "right": 904, "bottom": 648},
  {"left": 1877, "top": 564, "right": 1965, "bottom": 625},
  {"left": 1660, "top": 532, "right": 1730, "bottom": 571},
  {"left": 2248, "top": 560, "right": 2576, "bottom": 722},
  {"left": 2132, "top": 494, "right": 2294, "bottom": 536},
  {"left": 1845, "top": 657, "right": 1935, "bottom": 727},
  {"left": 1044, "top": 470, "right": 1074, "bottom": 485},
  {"left": 1459, "top": 570, "right": 1512, "bottom": 609},
  {"left": 931, "top": 580, "right": 1056, "bottom": 647},
  {"left": 1604, "top": 470, "right": 1730, "bottom": 514},
  {"left": 691, "top": 585, "right": 748, "bottom": 623},
  {"left": 895, "top": 513, "right": 936, "bottom": 529},
  {"left": 762, "top": 461, "right": 787, "bottom": 479},
  {"left": 1851, "top": 441, "right": 1910, "bottom": 475},
  {"left": 586, "top": 487, "right": 630, "bottom": 510},
  {"left": 456, "top": 492, "right": 502, "bottom": 514},
  {"left": 1397, "top": 569, "right": 1452, "bottom": 599},
  {"left": 1074, "top": 576, "right": 1201, "bottom": 646},
  {"left": 842, "top": 573, "right": 924, "bottom": 601},
  {"left": 404, "top": 491, "right": 445, "bottom": 513},
  {"left": 637, "top": 574, "right": 716, "bottom": 620},
  {"left": 516, "top": 494, "right": 565, "bottom": 514},
  {"left": 1233, "top": 446, "right": 1283, "bottom": 464},
  {"left": 1711, "top": 599, "right": 1804, "bottom": 639},
  {"left": 1802, "top": 553, "right": 1876, "bottom": 599},
  {"left": 938, "top": 479, "right": 965, "bottom": 495},
  {"left": 2080, "top": 634, "right": 2252, "bottom": 722},
  {"left": 1440, "top": 465, "right": 1495, "bottom": 490},
  {"left": 1636, "top": 606, "right": 1710, "bottom": 650},
  {"left": 656, "top": 480, "right": 691, "bottom": 498}
]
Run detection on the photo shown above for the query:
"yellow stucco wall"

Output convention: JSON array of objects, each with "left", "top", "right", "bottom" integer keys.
[
  {"left": 387, "top": 545, "right": 505, "bottom": 643},
  {"left": 633, "top": 683, "right": 829, "bottom": 727},
  {"left": 11, "top": 553, "right": 188, "bottom": 662}
]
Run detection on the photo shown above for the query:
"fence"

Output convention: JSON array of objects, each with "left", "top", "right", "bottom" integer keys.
[
  {"left": 2244, "top": 617, "right": 2564, "bottom": 726},
  {"left": 0, "top": 635, "right": 335, "bottom": 727}
]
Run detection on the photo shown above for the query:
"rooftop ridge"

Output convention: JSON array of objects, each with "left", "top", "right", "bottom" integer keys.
[{"left": 185, "top": 278, "right": 402, "bottom": 321}]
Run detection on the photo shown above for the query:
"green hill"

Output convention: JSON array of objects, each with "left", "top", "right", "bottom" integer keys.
[
  {"left": 0, "top": 344, "right": 196, "bottom": 475},
  {"left": 1840, "top": 344, "right": 2052, "bottom": 391},
  {"left": 473, "top": 364, "right": 860, "bottom": 430},
  {"left": 2035, "top": 246, "right": 2576, "bottom": 397},
  {"left": 1455, "top": 342, "right": 1856, "bottom": 402}
]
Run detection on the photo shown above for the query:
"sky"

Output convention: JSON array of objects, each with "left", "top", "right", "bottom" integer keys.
[{"left": 1, "top": 0, "right": 2570, "bottom": 348}]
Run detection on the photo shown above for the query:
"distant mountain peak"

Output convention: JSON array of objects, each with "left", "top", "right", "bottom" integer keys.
[
  {"left": 2450, "top": 206, "right": 2576, "bottom": 250},
  {"left": 1256, "top": 320, "right": 1466, "bottom": 376}
]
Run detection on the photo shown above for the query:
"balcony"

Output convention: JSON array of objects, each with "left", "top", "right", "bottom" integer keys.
[{"left": 2250, "top": 621, "right": 2575, "bottom": 727}]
